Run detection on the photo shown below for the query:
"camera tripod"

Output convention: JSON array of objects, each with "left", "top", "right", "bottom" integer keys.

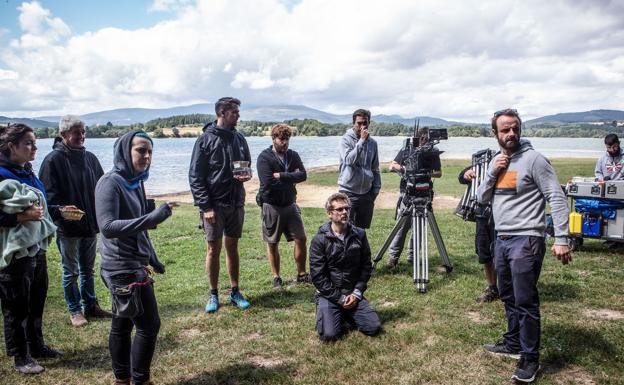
[{"left": 373, "top": 194, "right": 453, "bottom": 293}]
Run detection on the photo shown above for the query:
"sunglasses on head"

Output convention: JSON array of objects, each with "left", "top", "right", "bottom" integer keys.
[{"left": 493, "top": 108, "right": 518, "bottom": 118}]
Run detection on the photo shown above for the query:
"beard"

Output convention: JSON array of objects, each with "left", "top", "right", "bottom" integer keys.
[{"left": 498, "top": 137, "right": 519, "bottom": 152}]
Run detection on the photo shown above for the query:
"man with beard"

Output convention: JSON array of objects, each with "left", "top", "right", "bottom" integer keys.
[
  {"left": 189, "top": 97, "right": 252, "bottom": 313},
  {"left": 310, "top": 193, "right": 381, "bottom": 341},
  {"left": 477, "top": 108, "right": 572, "bottom": 383},
  {"left": 595, "top": 133, "right": 624, "bottom": 181},
  {"left": 337, "top": 109, "right": 381, "bottom": 229},
  {"left": 256, "top": 124, "right": 309, "bottom": 289}
]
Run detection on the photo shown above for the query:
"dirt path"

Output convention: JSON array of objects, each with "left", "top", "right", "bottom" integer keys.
[{"left": 151, "top": 177, "right": 459, "bottom": 210}]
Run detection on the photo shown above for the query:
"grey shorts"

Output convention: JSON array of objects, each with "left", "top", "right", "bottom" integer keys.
[
  {"left": 201, "top": 206, "right": 245, "bottom": 241},
  {"left": 261, "top": 203, "right": 306, "bottom": 243}
]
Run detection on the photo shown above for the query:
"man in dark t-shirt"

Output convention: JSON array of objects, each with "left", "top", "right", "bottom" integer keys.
[{"left": 386, "top": 127, "right": 441, "bottom": 268}]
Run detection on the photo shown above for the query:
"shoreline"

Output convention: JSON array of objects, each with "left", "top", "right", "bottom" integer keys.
[{"left": 148, "top": 164, "right": 462, "bottom": 209}]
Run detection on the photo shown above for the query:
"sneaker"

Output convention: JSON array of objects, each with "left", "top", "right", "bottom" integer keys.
[
  {"left": 30, "top": 345, "right": 64, "bottom": 359},
  {"left": 70, "top": 312, "right": 88, "bottom": 327},
  {"left": 14, "top": 356, "right": 45, "bottom": 374},
  {"left": 272, "top": 276, "right": 283, "bottom": 289},
  {"left": 205, "top": 294, "right": 219, "bottom": 313},
  {"left": 296, "top": 272, "right": 311, "bottom": 283},
  {"left": 84, "top": 302, "right": 113, "bottom": 318},
  {"left": 230, "top": 290, "right": 250, "bottom": 309},
  {"left": 511, "top": 357, "right": 541, "bottom": 383},
  {"left": 386, "top": 257, "right": 399, "bottom": 268},
  {"left": 483, "top": 341, "right": 521, "bottom": 359},
  {"left": 475, "top": 286, "right": 499, "bottom": 304}
]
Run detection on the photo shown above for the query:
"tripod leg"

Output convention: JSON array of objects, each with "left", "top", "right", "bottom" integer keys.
[
  {"left": 373, "top": 215, "right": 409, "bottom": 267},
  {"left": 427, "top": 209, "right": 453, "bottom": 272},
  {"left": 412, "top": 213, "right": 418, "bottom": 289},
  {"left": 424, "top": 214, "right": 429, "bottom": 292}
]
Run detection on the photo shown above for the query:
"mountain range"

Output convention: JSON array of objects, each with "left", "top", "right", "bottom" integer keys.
[{"left": 1, "top": 105, "right": 622, "bottom": 128}]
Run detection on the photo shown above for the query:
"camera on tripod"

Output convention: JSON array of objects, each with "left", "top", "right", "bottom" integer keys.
[{"left": 398, "top": 126, "right": 448, "bottom": 200}]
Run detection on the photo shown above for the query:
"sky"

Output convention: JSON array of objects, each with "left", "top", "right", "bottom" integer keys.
[{"left": 0, "top": 0, "right": 622, "bottom": 122}]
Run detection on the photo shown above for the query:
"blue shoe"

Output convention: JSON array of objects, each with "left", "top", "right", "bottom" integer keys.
[
  {"left": 230, "top": 290, "right": 250, "bottom": 309},
  {"left": 205, "top": 294, "right": 219, "bottom": 313}
]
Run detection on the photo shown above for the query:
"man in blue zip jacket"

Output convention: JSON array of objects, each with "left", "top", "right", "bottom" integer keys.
[
  {"left": 256, "top": 124, "right": 309, "bottom": 289},
  {"left": 337, "top": 109, "right": 381, "bottom": 229}
]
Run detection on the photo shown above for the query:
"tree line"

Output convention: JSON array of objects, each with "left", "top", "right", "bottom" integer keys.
[{"left": 9, "top": 116, "right": 623, "bottom": 139}]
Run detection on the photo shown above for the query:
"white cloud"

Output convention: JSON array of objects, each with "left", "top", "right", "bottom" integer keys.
[
  {"left": 0, "top": 0, "right": 623, "bottom": 120},
  {"left": 149, "top": 0, "right": 194, "bottom": 13}
]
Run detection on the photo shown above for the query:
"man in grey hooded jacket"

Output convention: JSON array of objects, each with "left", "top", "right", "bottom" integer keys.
[
  {"left": 337, "top": 109, "right": 381, "bottom": 229},
  {"left": 477, "top": 108, "right": 572, "bottom": 383}
]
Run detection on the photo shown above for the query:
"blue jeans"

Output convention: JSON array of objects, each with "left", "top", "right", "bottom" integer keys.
[
  {"left": 57, "top": 235, "right": 98, "bottom": 314},
  {"left": 495, "top": 235, "right": 545, "bottom": 361}
]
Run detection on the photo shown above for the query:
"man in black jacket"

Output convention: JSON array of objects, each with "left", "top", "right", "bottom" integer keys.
[
  {"left": 257, "top": 124, "right": 309, "bottom": 289},
  {"left": 39, "top": 115, "right": 110, "bottom": 327},
  {"left": 189, "top": 97, "right": 252, "bottom": 313},
  {"left": 309, "top": 193, "right": 381, "bottom": 341}
]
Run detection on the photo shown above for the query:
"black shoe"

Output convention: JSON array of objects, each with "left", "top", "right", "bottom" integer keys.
[
  {"left": 386, "top": 257, "right": 399, "bottom": 268},
  {"left": 483, "top": 341, "right": 520, "bottom": 359},
  {"left": 296, "top": 272, "right": 311, "bottom": 284},
  {"left": 84, "top": 301, "right": 113, "bottom": 318},
  {"left": 272, "top": 276, "right": 283, "bottom": 289},
  {"left": 30, "top": 345, "right": 64, "bottom": 359},
  {"left": 14, "top": 356, "right": 45, "bottom": 374},
  {"left": 475, "top": 286, "right": 500, "bottom": 304},
  {"left": 511, "top": 357, "right": 540, "bottom": 383}
]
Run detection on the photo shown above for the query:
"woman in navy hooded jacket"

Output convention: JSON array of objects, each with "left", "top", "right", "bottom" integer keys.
[
  {"left": 0, "top": 123, "right": 74, "bottom": 375},
  {"left": 95, "top": 130, "right": 176, "bottom": 385}
]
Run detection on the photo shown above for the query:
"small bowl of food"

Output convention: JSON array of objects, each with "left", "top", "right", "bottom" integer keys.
[{"left": 61, "top": 207, "right": 85, "bottom": 221}]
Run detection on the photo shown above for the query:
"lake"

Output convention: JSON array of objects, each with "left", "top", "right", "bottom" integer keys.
[{"left": 30, "top": 136, "right": 604, "bottom": 195}]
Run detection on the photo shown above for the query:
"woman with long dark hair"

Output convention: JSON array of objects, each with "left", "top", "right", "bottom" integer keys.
[
  {"left": 0, "top": 123, "right": 67, "bottom": 374},
  {"left": 95, "top": 130, "right": 176, "bottom": 385}
]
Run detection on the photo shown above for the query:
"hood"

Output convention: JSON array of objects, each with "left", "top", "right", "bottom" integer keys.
[
  {"left": 516, "top": 138, "right": 533, "bottom": 154},
  {"left": 203, "top": 121, "right": 236, "bottom": 139},
  {"left": 346, "top": 128, "right": 359, "bottom": 141},
  {"left": 0, "top": 153, "right": 32, "bottom": 173},
  {"left": 52, "top": 138, "right": 85, "bottom": 156},
  {"left": 113, "top": 130, "right": 152, "bottom": 180}
]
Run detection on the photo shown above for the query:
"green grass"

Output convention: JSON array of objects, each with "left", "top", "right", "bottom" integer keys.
[
  {"left": 307, "top": 158, "right": 597, "bottom": 198},
  {"left": 0, "top": 158, "right": 621, "bottom": 384}
]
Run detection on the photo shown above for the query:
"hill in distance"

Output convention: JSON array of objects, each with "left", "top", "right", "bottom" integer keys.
[
  {"left": 525, "top": 109, "right": 624, "bottom": 125},
  {"left": 37, "top": 103, "right": 458, "bottom": 127},
  {"left": 0, "top": 116, "right": 56, "bottom": 128}
]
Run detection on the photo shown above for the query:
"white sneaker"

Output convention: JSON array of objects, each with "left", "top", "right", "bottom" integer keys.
[{"left": 70, "top": 312, "right": 88, "bottom": 327}]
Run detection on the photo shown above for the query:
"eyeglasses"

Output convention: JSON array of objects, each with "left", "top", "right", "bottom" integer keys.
[
  {"left": 332, "top": 206, "right": 350, "bottom": 213},
  {"left": 493, "top": 108, "right": 518, "bottom": 118}
]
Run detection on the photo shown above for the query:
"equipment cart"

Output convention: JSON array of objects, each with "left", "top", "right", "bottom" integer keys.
[{"left": 565, "top": 178, "right": 624, "bottom": 251}]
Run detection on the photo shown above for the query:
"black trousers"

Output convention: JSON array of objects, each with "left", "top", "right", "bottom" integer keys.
[
  {"left": 315, "top": 296, "right": 381, "bottom": 341},
  {"left": 109, "top": 282, "right": 161, "bottom": 384},
  {"left": 341, "top": 190, "right": 376, "bottom": 229},
  {"left": 0, "top": 251, "right": 48, "bottom": 358},
  {"left": 495, "top": 235, "right": 545, "bottom": 361}
]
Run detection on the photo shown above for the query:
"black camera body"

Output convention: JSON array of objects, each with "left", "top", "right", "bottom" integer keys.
[{"left": 399, "top": 128, "right": 447, "bottom": 200}]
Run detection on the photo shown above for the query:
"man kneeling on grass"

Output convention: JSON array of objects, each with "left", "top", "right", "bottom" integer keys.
[{"left": 309, "top": 193, "right": 381, "bottom": 341}]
